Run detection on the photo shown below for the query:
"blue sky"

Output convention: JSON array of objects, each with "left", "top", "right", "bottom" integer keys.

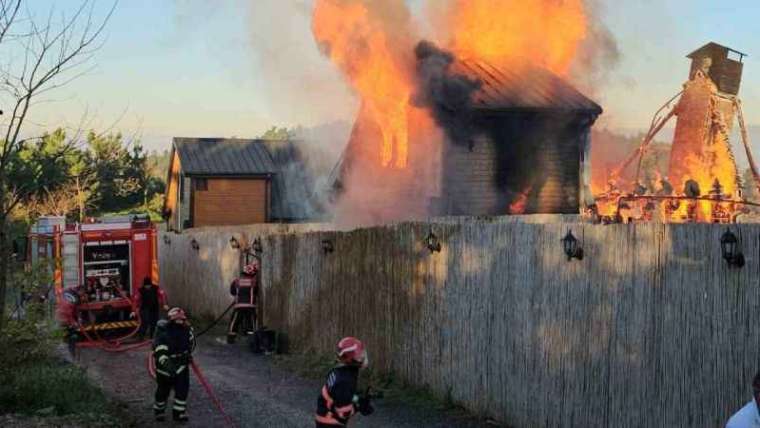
[{"left": 18, "top": 0, "right": 760, "bottom": 151}]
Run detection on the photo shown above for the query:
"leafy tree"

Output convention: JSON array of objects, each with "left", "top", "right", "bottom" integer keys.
[
  {"left": 259, "top": 126, "right": 299, "bottom": 140},
  {"left": 0, "top": 1, "right": 114, "bottom": 329}
]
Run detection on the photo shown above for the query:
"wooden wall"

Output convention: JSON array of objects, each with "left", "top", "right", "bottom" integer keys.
[
  {"left": 193, "top": 178, "right": 268, "bottom": 227},
  {"left": 442, "top": 114, "right": 586, "bottom": 216},
  {"left": 160, "top": 220, "right": 760, "bottom": 427}
]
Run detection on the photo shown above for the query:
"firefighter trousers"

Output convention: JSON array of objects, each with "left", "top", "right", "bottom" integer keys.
[
  {"left": 154, "top": 369, "right": 189, "bottom": 417},
  {"left": 227, "top": 307, "right": 256, "bottom": 342},
  {"left": 139, "top": 308, "right": 159, "bottom": 339}
]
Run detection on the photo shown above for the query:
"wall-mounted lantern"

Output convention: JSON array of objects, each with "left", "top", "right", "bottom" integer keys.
[
  {"left": 720, "top": 228, "right": 745, "bottom": 268},
  {"left": 229, "top": 236, "right": 240, "bottom": 250},
  {"left": 163, "top": 235, "right": 171, "bottom": 245},
  {"left": 321, "top": 239, "right": 334, "bottom": 254},
  {"left": 425, "top": 230, "right": 442, "bottom": 253},
  {"left": 561, "top": 230, "right": 583, "bottom": 261},
  {"left": 190, "top": 238, "right": 200, "bottom": 251},
  {"left": 252, "top": 237, "right": 263, "bottom": 255}
]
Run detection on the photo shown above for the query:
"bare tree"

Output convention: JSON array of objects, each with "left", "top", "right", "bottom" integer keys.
[{"left": 0, "top": 0, "right": 115, "bottom": 328}]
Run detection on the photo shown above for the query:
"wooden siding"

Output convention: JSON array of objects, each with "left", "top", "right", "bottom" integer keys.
[
  {"left": 192, "top": 178, "right": 268, "bottom": 227},
  {"left": 441, "top": 115, "right": 583, "bottom": 215},
  {"left": 160, "top": 220, "right": 760, "bottom": 427},
  {"left": 442, "top": 135, "right": 505, "bottom": 214}
]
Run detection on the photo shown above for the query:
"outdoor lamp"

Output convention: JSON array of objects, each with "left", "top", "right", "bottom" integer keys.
[
  {"left": 720, "top": 229, "right": 745, "bottom": 268},
  {"left": 252, "top": 237, "right": 263, "bottom": 255},
  {"left": 561, "top": 230, "right": 583, "bottom": 261},
  {"left": 229, "top": 236, "right": 240, "bottom": 250},
  {"left": 425, "top": 229, "right": 442, "bottom": 253},
  {"left": 190, "top": 238, "right": 200, "bottom": 251},
  {"left": 321, "top": 239, "right": 334, "bottom": 254}
]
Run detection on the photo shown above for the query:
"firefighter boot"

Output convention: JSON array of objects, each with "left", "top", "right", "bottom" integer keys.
[
  {"left": 173, "top": 409, "right": 189, "bottom": 423},
  {"left": 153, "top": 402, "right": 166, "bottom": 421}
]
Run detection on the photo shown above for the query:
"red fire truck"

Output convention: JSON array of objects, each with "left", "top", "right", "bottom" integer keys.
[{"left": 33, "top": 214, "right": 160, "bottom": 341}]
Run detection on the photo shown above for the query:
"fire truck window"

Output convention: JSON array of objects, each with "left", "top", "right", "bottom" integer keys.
[{"left": 83, "top": 244, "right": 131, "bottom": 294}]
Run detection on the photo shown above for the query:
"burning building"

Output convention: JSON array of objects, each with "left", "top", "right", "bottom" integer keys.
[
  {"left": 332, "top": 58, "right": 602, "bottom": 222},
  {"left": 312, "top": 0, "right": 611, "bottom": 225}
]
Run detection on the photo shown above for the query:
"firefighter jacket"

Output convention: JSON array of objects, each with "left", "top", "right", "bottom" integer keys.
[
  {"left": 153, "top": 321, "right": 195, "bottom": 378},
  {"left": 229, "top": 274, "right": 257, "bottom": 309},
  {"left": 315, "top": 365, "right": 372, "bottom": 426},
  {"left": 134, "top": 285, "right": 167, "bottom": 312}
]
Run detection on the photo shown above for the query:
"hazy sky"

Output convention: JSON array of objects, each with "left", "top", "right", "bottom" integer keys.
[{"left": 16, "top": 0, "right": 760, "bottom": 151}]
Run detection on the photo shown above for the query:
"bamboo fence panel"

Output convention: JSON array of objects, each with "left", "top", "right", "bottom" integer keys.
[{"left": 159, "top": 220, "right": 760, "bottom": 427}]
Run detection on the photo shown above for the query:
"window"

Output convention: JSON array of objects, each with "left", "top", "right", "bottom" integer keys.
[{"left": 194, "top": 178, "right": 208, "bottom": 191}]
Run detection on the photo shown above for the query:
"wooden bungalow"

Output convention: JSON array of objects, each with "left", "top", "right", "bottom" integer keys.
[{"left": 163, "top": 138, "right": 320, "bottom": 231}]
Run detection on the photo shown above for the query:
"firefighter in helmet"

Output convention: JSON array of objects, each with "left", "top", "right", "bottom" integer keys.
[
  {"left": 153, "top": 307, "right": 196, "bottom": 422},
  {"left": 226, "top": 262, "right": 259, "bottom": 344},
  {"left": 315, "top": 337, "right": 374, "bottom": 427}
]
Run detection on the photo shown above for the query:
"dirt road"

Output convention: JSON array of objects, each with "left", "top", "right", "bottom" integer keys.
[{"left": 72, "top": 333, "right": 493, "bottom": 427}]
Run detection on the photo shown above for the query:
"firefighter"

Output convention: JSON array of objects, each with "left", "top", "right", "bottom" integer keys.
[
  {"left": 226, "top": 263, "right": 259, "bottom": 344},
  {"left": 133, "top": 277, "right": 169, "bottom": 340},
  {"left": 153, "top": 307, "right": 195, "bottom": 422},
  {"left": 315, "top": 337, "right": 374, "bottom": 427}
]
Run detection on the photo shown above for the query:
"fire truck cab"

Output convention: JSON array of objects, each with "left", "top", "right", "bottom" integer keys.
[{"left": 49, "top": 214, "right": 159, "bottom": 339}]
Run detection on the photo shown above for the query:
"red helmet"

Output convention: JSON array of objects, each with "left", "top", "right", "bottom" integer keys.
[
  {"left": 336, "top": 337, "right": 368, "bottom": 367},
  {"left": 242, "top": 263, "right": 258, "bottom": 276},
  {"left": 167, "top": 307, "right": 187, "bottom": 322}
]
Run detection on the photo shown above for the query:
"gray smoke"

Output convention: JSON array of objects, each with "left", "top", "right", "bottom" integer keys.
[{"left": 412, "top": 40, "right": 482, "bottom": 146}]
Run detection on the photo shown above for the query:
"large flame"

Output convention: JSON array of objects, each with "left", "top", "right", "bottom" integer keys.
[
  {"left": 591, "top": 70, "right": 742, "bottom": 224},
  {"left": 312, "top": 0, "right": 412, "bottom": 168},
  {"left": 445, "top": 0, "right": 588, "bottom": 75}
]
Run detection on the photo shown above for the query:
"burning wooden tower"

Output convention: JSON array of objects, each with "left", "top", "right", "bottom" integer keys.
[
  {"left": 669, "top": 42, "right": 747, "bottom": 200},
  {"left": 594, "top": 42, "right": 760, "bottom": 223}
]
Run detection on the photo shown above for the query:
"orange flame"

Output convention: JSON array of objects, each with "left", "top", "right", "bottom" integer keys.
[
  {"left": 445, "top": 0, "right": 588, "bottom": 75},
  {"left": 508, "top": 186, "right": 532, "bottom": 214},
  {"left": 312, "top": 0, "right": 412, "bottom": 168}
]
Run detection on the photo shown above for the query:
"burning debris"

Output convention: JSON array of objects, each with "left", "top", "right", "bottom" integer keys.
[{"left": 592, "top": 42, "right": 760, "bottom": 224}]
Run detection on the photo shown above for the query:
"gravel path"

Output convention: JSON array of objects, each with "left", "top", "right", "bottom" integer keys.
[{"left": 72, "top": 333, "right": 495, "bottom": 428}]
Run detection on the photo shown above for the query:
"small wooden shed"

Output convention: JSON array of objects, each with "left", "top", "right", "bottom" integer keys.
[{"left": 163, "top": 138, "right": 319, "bottom": 231}]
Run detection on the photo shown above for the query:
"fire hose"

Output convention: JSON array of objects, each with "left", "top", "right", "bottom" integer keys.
[
  {"left": 75, "top": 286, "right": 147, "bottom": 352},
  {"left": 195, "top": 301, "right": 235, "bottom": 338}
]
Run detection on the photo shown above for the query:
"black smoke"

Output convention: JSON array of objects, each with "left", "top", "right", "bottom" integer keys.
[{"left": 412, "top": 40, "right": 482, "bottom": 147}]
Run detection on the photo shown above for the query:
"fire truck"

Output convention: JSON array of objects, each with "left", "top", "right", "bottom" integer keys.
[{"left": 30, "top": 214, "right": 159, "bottom": 341}]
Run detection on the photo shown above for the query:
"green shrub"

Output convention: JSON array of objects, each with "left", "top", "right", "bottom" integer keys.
[{"left": 0, "top": 359, "right": 111, "bottom": 416}]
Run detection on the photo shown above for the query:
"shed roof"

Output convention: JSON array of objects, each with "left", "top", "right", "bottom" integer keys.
[
  {"left": 453, "top": 59, "right": 602, "bottom": 114},
  {"left": 172, "top": 138, "right": 321, "bottom": 221},
  {"left": 173, "top": 137, "right": 277, "bottom": 176}
]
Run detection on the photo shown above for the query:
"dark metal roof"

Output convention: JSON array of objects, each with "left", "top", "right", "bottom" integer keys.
[
  {"left": 452, "top": 59, "right": 602, "bottom": 114},
  {"left": 173, "top": 138, "right": 277, "bottom": 176},
  {"left": 173, "top": 138, "right": 321, "bottom": 221},
  {"left": 687, "top": 42, "right": 747, "bottom": 60}
]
